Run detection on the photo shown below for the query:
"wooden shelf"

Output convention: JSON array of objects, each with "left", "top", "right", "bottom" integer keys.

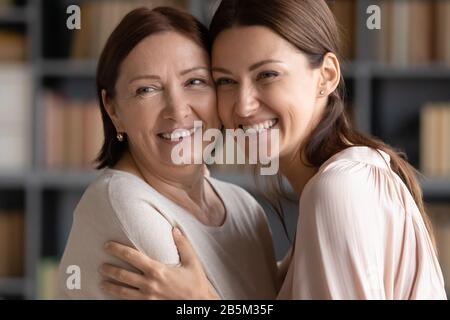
[
  {"left": 0, "top": 277, "right": 26, "bottom": 296},
  {"left": 34, "top": 170, "right": 99, "bottom": 188},
  {"left": 0, "top": 7, "right": 27, "bottom": 24},
  {"left": 40, "top": 59, "right": 97, "bottom": 77},
  {"left": 370, "top": 64, "right": 450, "bottom": 79},
  {"left": 0, "top": 172, "right": 28, "bottom": 188},
  {"left": 422, "top": 178, "right": 450, "bottom": 198}
]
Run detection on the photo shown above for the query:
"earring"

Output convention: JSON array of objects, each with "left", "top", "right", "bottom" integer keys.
[
  {"left": 117, "top": 132, "right": 124, "bottom": 142},
  {"left": 320, "top": 90, "right": 325, "bottom": 96}
]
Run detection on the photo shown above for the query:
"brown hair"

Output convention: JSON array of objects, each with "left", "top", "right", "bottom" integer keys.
[
  {"left": 96, "top": 6, "right": 210, "bottom": 169},
  {"left": 209, "top": 0, "right": 436, "bottom": 248}
]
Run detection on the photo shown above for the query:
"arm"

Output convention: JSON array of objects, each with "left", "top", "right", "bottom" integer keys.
[
  {"left": 290, "top": 166, "right": 386, "bottom": 299},
  {"left": 99, "top": 228, "right": 220, "bottom": 300}
]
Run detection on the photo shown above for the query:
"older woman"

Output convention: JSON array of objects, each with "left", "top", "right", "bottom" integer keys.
[{"left": 56, "top": 7, "right": 278, "bottom": 299}]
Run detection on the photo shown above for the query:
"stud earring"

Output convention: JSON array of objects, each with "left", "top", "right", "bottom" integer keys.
[
  {"left": 320, "top": 90, "right": 325, "bottom": 95},
  {"left": 117, "top": 132, "right": 124, "bottom": 142}
]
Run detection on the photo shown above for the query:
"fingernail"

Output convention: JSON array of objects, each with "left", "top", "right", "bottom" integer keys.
[
  {"left": 104, "top": 242, "right": 110, "bottom": 249},
  {"left": 173, "top": 227, "right": 181, "bottom": 237}
]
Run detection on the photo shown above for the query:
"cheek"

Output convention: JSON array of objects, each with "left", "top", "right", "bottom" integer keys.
[
  {"left": 281, "top": 79, "right": 317, "bottom": 119},
  {"left": 191, "top": 90, "right": 219, "bottom": 124},
  {"left": 120, "top": 102, "right": 159, "bottom": 135}
]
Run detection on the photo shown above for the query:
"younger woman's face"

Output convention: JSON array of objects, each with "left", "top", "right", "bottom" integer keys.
[{"left": 212, "top": 26, "right": 328, "bottom": 161}]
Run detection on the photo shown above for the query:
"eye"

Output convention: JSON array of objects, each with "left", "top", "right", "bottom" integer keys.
[
  {"left": 215, "top": 78, "right": 237, "bottom": 86},
  {"left": 256, "top": 71, "right": 279, "bottom": 81},
  {"left": 136, "top": 86, "right": 157, "bottom": 95},
  {"left": 186, "top": 78, "right": 207, "bottom": 87}
]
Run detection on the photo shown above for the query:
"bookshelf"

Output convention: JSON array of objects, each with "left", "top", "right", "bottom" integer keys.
[{"left": 0, "top": 0, "right": 449, "bottom": 299}]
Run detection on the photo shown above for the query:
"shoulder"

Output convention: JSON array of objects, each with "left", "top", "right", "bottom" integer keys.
[
  {"left": 76, "top": 169, "right": 173, "bottom": 239},
  {"left": 77, "top": 169, "right": 160, "bottom": 214},
  {"left": 301, "top": 147, "right": 395, "bottom": 220},
  {"left": 78, "top": 169, "right": 149, "bottom": 205},
  {"left": 306, "top": 146, "right": 392, "bottom": 194}
]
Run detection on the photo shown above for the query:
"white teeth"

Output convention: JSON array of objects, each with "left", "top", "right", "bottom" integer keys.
[
  {"left": 242, "top": 119, "right": 277, "bottom": 133},
  {"left": 160, "top": 127, "right": 197, "bottom": 140}
]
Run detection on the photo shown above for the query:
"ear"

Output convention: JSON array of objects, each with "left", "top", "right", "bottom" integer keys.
[
  {"left": 102, "top": 89, "right": 124, "bottom": 132},
  {"left": 317, "top": 52, "right": 341, "bottom": 97}
]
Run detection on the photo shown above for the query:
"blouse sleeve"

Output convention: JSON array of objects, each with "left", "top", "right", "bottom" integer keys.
[{"left": 291, "top": 161, "right": 392, "bottom": 299}]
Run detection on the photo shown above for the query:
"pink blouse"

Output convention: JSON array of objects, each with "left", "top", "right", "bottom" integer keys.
[{"left": 277, "top": 146, "right": 447, "bottom": 299}]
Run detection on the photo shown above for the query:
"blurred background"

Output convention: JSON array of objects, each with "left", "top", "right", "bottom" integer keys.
[{"left": 0, "top": 0, "right": 449, "bottom": 299}]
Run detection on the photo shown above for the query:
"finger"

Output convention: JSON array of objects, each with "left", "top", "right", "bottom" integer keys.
[
  {"left": 172, "top": 228, "right": 200, "bottom": 267},
  {"left": 100, "top": 280, "right": 147, "bottom": 300},
  {"left": 99, "top": 263, "right": 147, "bottom": 289},
  {"left": 104, "top": 241, "right": 163, "bottom": 274}
]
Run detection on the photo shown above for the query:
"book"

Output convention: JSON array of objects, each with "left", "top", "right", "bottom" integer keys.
[
  {"left": 36, "top": 257, "right": 59, "bottom": 300},
  {"left": 443, "top": 106, "right": 450, "bottom": 176},
  {"left": 377, "top": 0, "right": 450, "bottom": 66},
  {"left": 436, "top": 0, "right": 450, "bottom": 65},
  {"left": 71, "top": 0, "right": 188, "bottom": 60},
  {"left": 427, "top": 204, "right": 450, "bottom": 294},
  {"left": 0, "top": 0, "right": 13, "bottom": 11},
  {"left": 82, "top": 101, "right": 104, "bottom": 169},
  {"left": 408, "top": 0, "right": 434, "bottom": 66},
  {"left": 391, "top": 0, "right": 410, "bottom": 66},
  {"left": 64, "top": 100, "right": 85, "bottom": 168},
  {"left": 0, "top": 31, "right": 26, "bottom": 61},
  {"left": 0, "top": 210, "right": 24, "bottom": 277},
  {"left": 421, "top": 104, "right": 435, "bottom": 176},
  {"left": 44, "top": 91, "right": 65, "bottom": 169},
  {"left": 329, "top": 0, "right": 356, "bottom": 61},
  {"left": 420, "top": 103, "right": 450, "bottom": 177},
  {"left": 43, "top": 92, "right": 105, "bottom": 169},
  {"left": 0, "top": 65, "right": 31, "bottom": 170},
  {"left": 378, "top": 0, "right": 392, "bottom": 64}
]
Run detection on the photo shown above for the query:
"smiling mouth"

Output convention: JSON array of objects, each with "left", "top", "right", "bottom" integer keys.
[
  {"left": 239, "top": 118, "right": 279, "bottom": 133},
  {"left": 157, "top": 126, "right": 201, "bottom": 141}
]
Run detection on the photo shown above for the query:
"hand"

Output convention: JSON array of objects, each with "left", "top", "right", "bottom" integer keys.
[{"left": 99, "top": 228, "right": 220, "bottom": 300}]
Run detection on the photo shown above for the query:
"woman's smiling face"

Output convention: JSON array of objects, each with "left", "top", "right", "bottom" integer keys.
[
  {"left": 104, "top": 31, "right": 220, "bottom": 168},
  {"left": 212, "top": 26, "right": 328, "bottom": 161}
]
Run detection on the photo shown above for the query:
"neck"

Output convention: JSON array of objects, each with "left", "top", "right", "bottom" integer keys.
[
  {"left": 114, "top": 151, "right": 207, "bottom": 209},
  {"left": 280, "top": 148, "right": 318, "bottom": 196}
]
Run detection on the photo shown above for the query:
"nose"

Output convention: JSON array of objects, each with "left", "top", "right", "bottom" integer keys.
[
  {"left": 234, "top": 82, "right": 259, "bottom": 118},
  {"left": 162, "top": 88, "right": 192, "bottom": 121}
]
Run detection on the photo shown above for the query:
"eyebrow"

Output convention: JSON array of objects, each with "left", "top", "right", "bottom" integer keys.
[
  {"left": 129, "top": 66, "right": 210, "bottom": 83},
  {"left": 180, "top": 66, "right": 210, "bottom": 75},
  {"left": 212, "top": 59, "right": 284, "bottom": 75},
  {"left": 129, "top": 75, "right": 161, "bottom": 83}
]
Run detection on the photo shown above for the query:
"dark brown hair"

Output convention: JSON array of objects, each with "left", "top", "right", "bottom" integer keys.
[
  {"left": 96, "top": 6, "right": 210, "bottom": 169},
  {"left": 210, "top": 0, "right": 436, "bottom": 248}
]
